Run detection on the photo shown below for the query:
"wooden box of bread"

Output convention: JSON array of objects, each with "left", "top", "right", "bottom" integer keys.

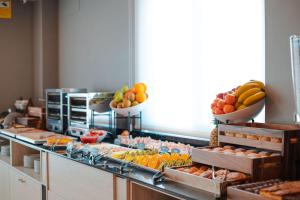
[
  {"left": 227, "top": 179, "right": 300, "bottom": 200},
  {"left": 164, "top": 164, "right": 249, "bottom": 197},
  {"left": 192, "top": 145, "right": 281, "bottom": 181},
  {"left": 217, "top": 123, "right": 300, "bottom": 180}
]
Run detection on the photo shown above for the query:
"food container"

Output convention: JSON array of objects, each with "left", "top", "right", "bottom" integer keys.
[
  {"left": 218, "top": 123, "right": 300, "bottom": 180},
  {"left": 165, "top": 165, "right": 249, "bottom": 197},
  {"left": 213, "top": 99, "right": 265, "bottom": 123},
  {"left": 80, "top": 135, "right": 98, "bottom": 144},
  {"left": 23, "top": 154, "right": 40, "bottom": 168},
  {"left": 192, "top": 146, "right": 281, "bottom": 181},
  {"left": 109, "top": 98, "right": 148, "bottom": 117},
  {"left": 80, "top": 130, "right": 107, "bottom": 144}
]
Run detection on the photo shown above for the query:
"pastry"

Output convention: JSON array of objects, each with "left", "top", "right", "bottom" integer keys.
[
  {"left": 245, "top": 149, "right": 257, "bottom": 154},
  {"left": 247, "top": 134, "right": 258, "bottom": 140},
  {"left": 212, "top": 147, "right": 223, "bottom": 152},
  {"left": 258, "top": 151, "right": 270, "bottom": 157},
  {"left": 201, "top": 148, "right": 212, "bottom": 151},
  {"left": 247, "top": 153, "right": 260, "bottom": 158},
  {"left": 225, "top": 131, "right": 235, "bottom": 137},
  {"left": 271, "top": 153, "right": 281, "bottom": 157},
  {"left": 235, "top": 148, "right": 246, "bottom": 152},
  {"left": 223, "top": 145, "right": 235, "bottom": 150},
  {"left": 200, "top": 169, "right": 213, "bottom": 179},
  {"left": 259, "top": 136, "right": 271, "bottom": 142},
  {"left": 223, "top": 149, "right": 235, "bottom": 155},
  {"left": 271, "top": 137, "right": 282, "bottom": 143},
  {"left": 226, "top": 172, "right": 247, "bottom": 181},
  {"left": 235, "top": 133, "right": 246, "bottom": 138},
  {"left": 235, "top": 152, "right": 246, "bottom": 157},
  {"left": 260, "top": 181, "right": 300, "bottom": 200},
  {"left": 198, "top": 165, "right": 209, "bottom": 171}
]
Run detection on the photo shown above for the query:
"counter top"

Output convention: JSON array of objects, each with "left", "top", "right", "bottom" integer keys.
[{"left": 0, "top": 132, "right": 220, "bottom": 200}]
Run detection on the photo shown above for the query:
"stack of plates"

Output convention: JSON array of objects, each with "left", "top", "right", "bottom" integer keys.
[
  {"left": 1, "top": 145, "right": 10, "bottom": 156},
  {"left": 23, "top": 154, "right": 40, "bottom": 168}
]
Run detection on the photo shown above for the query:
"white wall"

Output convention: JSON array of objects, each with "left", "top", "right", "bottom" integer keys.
[
  {"left": 58, "top": 0, "right": 133, "bottom": 92},
  {"left": 0, "top": 1, "right": 33, "bottom": 111},
  {"left": 265, "top": 0, "right": 300, "bottom": 124}
]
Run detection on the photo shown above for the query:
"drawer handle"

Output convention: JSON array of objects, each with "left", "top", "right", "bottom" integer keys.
[{"left": 18, "top": 178, "right": 26, "bottom": 183}]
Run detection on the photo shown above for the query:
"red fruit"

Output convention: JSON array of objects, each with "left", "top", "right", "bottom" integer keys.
[
  {"left": 215, "top": 108, "right": 225, "bottom": 115},
  {"left": 224, "top": 94, "right": 236, "bottom": 105},
  {"left": 211, "top": 102, "right": 216, "bottom": 109},
  {"left": 216, "top": 93, "right": 224, "bottom": 99},
  {"left": 223, "top": 104, "right": 235, "bottom": 114},
  {"left": 217, "top": 99, "right": 226, "bottom": 109}
]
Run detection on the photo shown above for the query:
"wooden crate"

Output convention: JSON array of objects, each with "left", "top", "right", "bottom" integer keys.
[
  {"left": 192, "top": 147, "right": 281, "bottom": 181},
  {"left": 164, "top": 165, "right": 244, "bottom": 197},
  {"left": 218, "top": 123, "right": 300, "bottom": 180}
]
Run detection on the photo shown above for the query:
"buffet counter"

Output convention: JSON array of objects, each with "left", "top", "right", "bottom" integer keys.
[{"left": 0, "top": 132, "right": 218, "bottom": 200}]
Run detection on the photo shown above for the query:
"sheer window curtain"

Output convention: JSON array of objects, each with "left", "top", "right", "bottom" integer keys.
[{"left": 134, "top": 0, "right": 265, "bottom": 137}]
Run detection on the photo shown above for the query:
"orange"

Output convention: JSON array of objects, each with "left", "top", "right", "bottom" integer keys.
[
  {"left": 148, "top": 157, "right": 160, "bottom": 169},
  {"left": 223, "top": 104, "right": 235, "bottom": 114},
  {"left": 224, "top": 94, "right": 236, "bottom": 105},
  {"left": 135, "top": 92, "right": 147, "bottom": 103},
  {"left": 140, "top": 83, "right": 147, "bottom": 92},
  {"left": 134, "top": 83, "right": 145, "bottom": 93},
  {"left": 217, "top": 99, "right": 226, "bottom": 109}
]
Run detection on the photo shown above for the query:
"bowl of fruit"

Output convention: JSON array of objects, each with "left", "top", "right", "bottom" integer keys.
[
  {"left": 211, "top": 80, "right": 266, "bottom": 123},
  {"left": 80, "top": 129, "right": 107, "bottom": 144},
  {"left": 110, "top": 83, "right": 148, "bottom": 117}
]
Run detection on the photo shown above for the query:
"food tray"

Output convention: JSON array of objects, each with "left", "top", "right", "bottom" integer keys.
[
  {"left": 227, "top": 179, "right": 283, "bottom": 200},
  {"left": 192, "top": 146, "right": 281, "bottom": 181},
  {"left": 217, "top": 123, "right": 300, "bottom": 180},
  {"left": 165, "top": 165, "right": 249, "bottom": 197}
]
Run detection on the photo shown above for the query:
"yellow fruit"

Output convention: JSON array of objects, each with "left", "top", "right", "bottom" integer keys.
[
  {"left": 235, "top": 83, "right": 261, "bottom": 97},
  {"left": 243, "top": 91, "right": 266, "bottom": 106},
  {"left": 132, "top": 101, "right": 139, "bottom": 106},
  {"left": 237, "top": 104, "right": 247, "bottom": 110},
  {"left": 235, "top": 101, "right": 242, "bottom": 109},
  {"left": 247, "top": 80, "right": 265, "bottom": 91},
  {"left": 238, "top": 88, "right": 261, "bottom": 103}
]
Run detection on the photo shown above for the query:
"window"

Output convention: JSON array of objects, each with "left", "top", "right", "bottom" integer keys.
[{"left": 135, "top": 0, "right": 265, "bottom": 137}]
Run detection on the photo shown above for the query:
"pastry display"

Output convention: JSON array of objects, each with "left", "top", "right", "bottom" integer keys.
[
  {"left": 259, "top": 136, "right": 271, "bottom": 142},
  {"left": 260, "top": 181, "right": 300, "bottom": 200},
  {"left": 176, "top": 165, "right": 248, "bottom": 182},
  {"left": 235, "top": 133, "right": 246, "bottom": 138},
  {"left": 246, "top": 134, "right": 259, "bottom": 140},
  {"left": 271, "top": 137, "right": 282, "bottom": 143},
  {"left": 200, "top": 146, "right": 279, "bottom": 159},
  {"left": 225, "top": 131, "right": 235, "bottom": 137}
]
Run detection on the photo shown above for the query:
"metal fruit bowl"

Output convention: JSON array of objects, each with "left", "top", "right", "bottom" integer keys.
[
  {"left": 109, "top": 98, "right": 148, "bottom": 117},
  {"left": 213, "top": 99, "right": 265, "bottom": 123}
]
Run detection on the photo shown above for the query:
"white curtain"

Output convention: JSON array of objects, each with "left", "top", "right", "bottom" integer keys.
[{"left": 135, "top": 0, "right": 265, "bottom": 137}]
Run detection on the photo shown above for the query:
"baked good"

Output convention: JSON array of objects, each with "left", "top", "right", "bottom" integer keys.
[
  {"left": 271, "top": 153, "right": 281, "bottom": 157},
  {"left": 235, "top": 133, "right": 246, "bottom": 138},
  {"left": 198, "top": 165, "right": 209, "bottom": 172},
  {"left": 223, "top": 149, "right": 235, "bottom": 155},
  {"left": 246, "top": 134, "right": 258, "bottom": 140},
  {"left": 245, "top": 149, "right": 257, "bottom": 154},
  {"left": 235, "top": 148, "right": 246, "bottom": 152},
  {"left": 271, "top": 137, "right": 282, "bottom": 143},
  {"left": 258, "top": 151, "right": 271, "bottom": 157},
  {"left": 199, "top": 169, "right": 212, "bottom": 179},
  {"left": 259, "top": 136, "right": 271, "bottom": 142},
  {"left": 226, "top": 172, "right": 247, "bottom": 181},
  {"left": 201, "top": 148, "right": 212, "bottom": 151},
  {"left": 212, "top": 147, "right": 223, "bottom": 152},
  {"left": 223, "top": 145, "right": 235, "bottom": 150},
  {"left": 247, "top": 153, "right": 260, "bottom": 158},
  {"left": 225, "top": 131, "right": 235, "bottom": 137},
  {"left": 260, "top": 181, "right": 300, "bottom": 200},
  {"left": 235, "top": 152, "right": 246, "bottom": 157}
]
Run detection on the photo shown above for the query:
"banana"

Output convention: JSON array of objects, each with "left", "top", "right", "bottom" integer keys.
[
  {"left": 238, "top": 87, "right": 261, "bottom": 103},
  {"left": 235, "top": 101, "right": 242, "bottom": 109},
  {"left": 246, "top": 80, "right": 265, "bottom": 91},
  {"left": 237, "top": 104, "right": 247, "bottom": 110},
  {"left": 234, "top": 83, "right": 261, "bottom": 97},
  {"left": 243, "top": 91, "right": 266, "bottom": 106}
]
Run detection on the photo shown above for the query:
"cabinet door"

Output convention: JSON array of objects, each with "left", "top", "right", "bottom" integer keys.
[
  {"left": 10, "top": 170, "right": 42, "bottom": 200},
  {"left": 0, "top": 162, "right": 11, "bottom": 200},
  {"left": 48, "top": 190, "right": 66, "bottom": 200},
  {"left": 48, "top": 154, "right": 114, "bottom": 200}
]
